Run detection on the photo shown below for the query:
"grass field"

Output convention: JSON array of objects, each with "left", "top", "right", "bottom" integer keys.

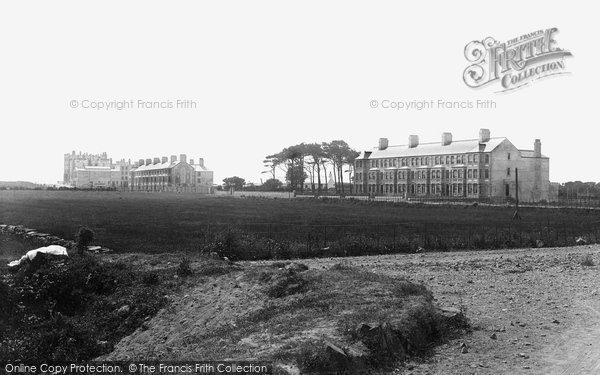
[{"left": 1, "top": 190, "right": 600, "bottom": 258}]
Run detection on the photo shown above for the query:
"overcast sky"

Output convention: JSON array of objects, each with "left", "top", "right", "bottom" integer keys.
[{"left": 0, "top": 1, "right": 596, "bottom": 184}]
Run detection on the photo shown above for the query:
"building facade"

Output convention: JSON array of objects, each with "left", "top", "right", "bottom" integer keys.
[
  {"left": 130, "top": 154, "right": 213, "bottom": 193},
  {"left": 63, "top": 151, "right": 213, "bottom": 192},
  {"left": 353, "top": 129, "right": 554, "bottom": 202}
]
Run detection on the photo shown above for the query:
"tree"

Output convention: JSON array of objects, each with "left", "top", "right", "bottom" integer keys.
[
  {"left": 266, "top": 145, "right": 305, "bottom": 192},
  {"left": 222, "top": 176, "right": 245, "bottom": 190},
  {"left": 304, "top": 143, "right": 326, "bottom": 194},
  {"left": 286, "top": 164, "right": 307, "bottom": 191},
  {"left": 262, "top": 178, "right": 283, "bottom": 191}
]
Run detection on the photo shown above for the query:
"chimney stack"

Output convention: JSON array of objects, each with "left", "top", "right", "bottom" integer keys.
[
  {"left": 145, "top": 158, "right": 152, "bottom": 166},
  {"left": 408, "top": 135, "right": 419, "bottom": 148},
  {"left": 153, "top": 157, "right": 160, "bottom": 164},
  {"left": 378, "top": 138, "right": 389, "bottom": 150},
  {"left": 180, "top": 154, "right": 187, "bottom": 163},
  {"left": 190, "top": 158, "right": 194, "bottom": 165},
  {"left": 479, "top": 128, "right": 491, "bottom": 143},
  {"left": 170, "top": 155, "right": 177, "bottom": 164},
  {"left": 534, "top": 139, "right": 541, "bottom": 157},
  {"left": 441, "top": 132, "right": 452, "bottom": 146},
  {"left": 161, "top": 156, "right": 168, "bottom": 164},
  {"left": 198, "top": 158, "right": 204, "bottom": 167},
  {"left": 138, "top": 159, "right": 144, "bottom": 166}
]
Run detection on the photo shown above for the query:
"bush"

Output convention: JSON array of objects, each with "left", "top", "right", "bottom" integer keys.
[
  {"left": 142, "top": 272, "right": 160, "bottom": 286},
  {"left": 1, "top": 254, "right": 169, "bottom": 363},
  {"left": 177, "top": 256, "right": 193, "bottom": 277},
  {"left": 581, "top": 254, "right": 595, "bottom": 267},
  {"left": 264, "top": 269, "right": 307, "bottom": 298},
  {"left": 75, "top": 227, "right": 95, "bottom": 254}
]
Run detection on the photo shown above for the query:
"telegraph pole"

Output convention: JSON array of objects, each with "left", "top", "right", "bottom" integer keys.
[{"left": 513, "top": 168, "right": 522, "bottom": 220}]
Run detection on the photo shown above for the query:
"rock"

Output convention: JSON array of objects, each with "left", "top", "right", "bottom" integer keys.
[
  {"left": 461, "top": 346, "right": 469, "bottom": 354},
  {"left": 490, "top": 333, "right": 497, "bottom": 340},
  {"left": 552, "top": 319, "right": 560, "bottom": 324}
]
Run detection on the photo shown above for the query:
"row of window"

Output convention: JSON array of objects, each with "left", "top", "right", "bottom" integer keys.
[
  {"left": 356, "top": 153, "right": 491, "bottom": 169},
  {"left": 356, "top": 168, "right": 490, "bottom": 181},
  {"left": 359, "top": 183, "right": 482, "bottom": 195}
]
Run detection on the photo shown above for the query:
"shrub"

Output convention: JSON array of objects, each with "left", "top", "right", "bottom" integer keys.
[
  {"left": 75, "top": 226, "right": 95, "bottom": 254},
  {"left": 142, "top": 272, "right": 160, "bottom": 286},
  {"left": 2, "top": 254, "right": 169, "bottom": 363},
  {"left": 177, "top": 256, "right": 193, "bottom": 277},
  {"left": 581, "top": 254, "right": 595, "bottom": 267},
  {"left": 264, "top": 269, "right": 307, "bottom": 298}
]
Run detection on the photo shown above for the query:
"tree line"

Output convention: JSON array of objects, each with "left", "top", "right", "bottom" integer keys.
[{"left": 264, "top": 141, "right": 359, "bottom": 194}]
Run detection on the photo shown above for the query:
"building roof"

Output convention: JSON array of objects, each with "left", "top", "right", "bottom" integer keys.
[
  {"left": 193, "top": 164, "right": 212, "bottom": 172},
  {"left": 133, "top": 161, "right": 176, "bottom": 172},
  {"left": 359, "top": 137, "right": 507, "bottom": 159}
]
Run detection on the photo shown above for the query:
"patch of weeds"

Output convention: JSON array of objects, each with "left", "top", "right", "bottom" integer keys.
[
  {"left": 581, "top": 254, "right": 595, "bottom": 267},
  {"left": 329, "top": 260, "right": 353, "bottom": 271},
  {"left": 177, "top": 256, "right": 193, "bottom": 277},
  {"left": 1, "top": 253, "right": 173, "bottom": 363},
  {"left": 142, "top": 272, "right": 160, "bottom": 286},
  {"left": 295, "top": 339, "right": 355, "bottom": 373},
  {"left": 264, "top": 269, "right": 308, "bottom": 298}
]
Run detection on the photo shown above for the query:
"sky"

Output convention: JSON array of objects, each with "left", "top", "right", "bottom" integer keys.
[{"left": 0, "top": 1, "right": 596, "bottom": 184}]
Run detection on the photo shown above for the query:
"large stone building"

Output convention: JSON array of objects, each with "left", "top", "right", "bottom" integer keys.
[
  {"left": 130, "top": 154, "right": 213, "bottom": 193},
  {"left": 353, "top": 129, "right": 555, "bottom": 202},
  {"left": 63, "top": 151, "right": 126, "bottom": 189},
  {"left": 63, "top": 151, "right": 213, "bottom": 192}
]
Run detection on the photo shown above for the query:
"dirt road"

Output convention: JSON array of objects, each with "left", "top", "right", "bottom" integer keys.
[{"left": 296, "top": 245, "right": 600, "bottom": 374}]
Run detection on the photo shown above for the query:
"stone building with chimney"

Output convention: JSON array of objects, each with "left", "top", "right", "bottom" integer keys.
[
  {"left": 130, "top": 154, "right": 213, "bottom": 193},
  {"left": 63, "top": 151, "right": 213, "bottom": 192},
  {"left": 353, "top": 129, "right": 554, "bottom": 202}
]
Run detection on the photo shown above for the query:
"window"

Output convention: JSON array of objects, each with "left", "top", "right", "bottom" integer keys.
[
  {"left": 507, "top": 168, "right": 511, "bottom": 176},
  {"left": 485, "top": 169, "right": 489, "bottom": 179},
  {"left": 467, "top": 169, "right": 472, "bottom": 179},
  {"left": 508, "top": 153, "right": 511, "bottom": 160},
  {"left": 485, "top": 154, "right": 490, "bottom": 164}
]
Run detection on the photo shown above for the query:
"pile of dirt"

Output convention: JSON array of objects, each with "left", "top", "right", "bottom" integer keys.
[{"left": 101, "top": 260, "right": 467, "bottom": 373}]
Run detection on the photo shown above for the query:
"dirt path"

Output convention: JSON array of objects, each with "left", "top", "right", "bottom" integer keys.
[
  {"left": 534, "top": 301, "right": 600, "bottom": 375},
  {"left": 289, "top": 245, "right": 600, "bottom": 374}
]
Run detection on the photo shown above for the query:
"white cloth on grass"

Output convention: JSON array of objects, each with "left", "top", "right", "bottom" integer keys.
[{"left": 7, "top": 245, "right": 68, "bottom": 267}]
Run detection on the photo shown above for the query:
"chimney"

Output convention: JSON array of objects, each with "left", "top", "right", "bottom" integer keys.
[
  {"left": 441, "top": 132, "right": 452, "bottom": 146},
  {"left": 138, "top": 159, "right": 144, "bottom": 166},
  {"left": 479, "top": 128, "right": 490, "bottom": 143},
  {"left": 161, "top": 156, "right": 168, "bottom": 164},
  {"left": 534, "top": 139, "right": 541, "bottom": 157},
  {"left": 190, "top": 158, "right": 194, "bottom": 165},
  {"left": 145, "top": 158, "right": 152, "bottom": 166},
  {"left": 378, "top": 138, "right": 389, "bottom": 150},
  {"left": 153, "top": 157, "right": 160, "bottom": 164},
  {"left": 180, "top": 154, "right": 187, "bottom": 163},
  {"left": 170, "top": 155, "right": 177, "bottom": 164},
  {"left": 408, "top": 135, "right": 419, "bottom": 148},
  {"left": 198, "top": 158, "right": 204, "bottom": 167}
]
